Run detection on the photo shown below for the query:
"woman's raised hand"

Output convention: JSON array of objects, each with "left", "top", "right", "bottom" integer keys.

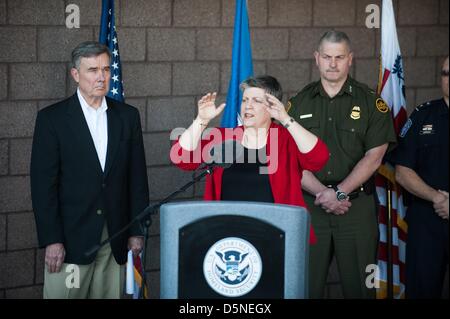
[
  {"left": 264, "top": 93, "right": 289, "bottom": 124},
  {"left": 197, "top": 92, "right": 226, "bottom": 123}
]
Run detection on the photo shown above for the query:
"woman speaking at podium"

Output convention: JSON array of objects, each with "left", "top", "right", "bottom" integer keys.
[{"left": 170, "top": 76, "right": 329, "bottom": 243}]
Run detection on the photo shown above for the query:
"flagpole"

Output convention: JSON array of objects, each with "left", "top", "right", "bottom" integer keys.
[
  {"left": 138, "top": 219, "right": 150, "bottom": 299},
  {"left": 387, "top": 183, "right": 393, "bottom": 299}
]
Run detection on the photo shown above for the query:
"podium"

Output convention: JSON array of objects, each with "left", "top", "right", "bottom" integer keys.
[{"left": 160, "top": 201, "right": 310, "bottom": 299}]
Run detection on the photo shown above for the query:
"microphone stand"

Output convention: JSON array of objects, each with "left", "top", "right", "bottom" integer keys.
[{"left": 84, "top": 166, "right": 214, "bottom": 298}]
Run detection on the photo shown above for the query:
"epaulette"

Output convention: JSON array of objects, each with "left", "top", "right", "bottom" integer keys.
[
  {"left": 300, "top": 81, "right": 319, "bottom": 93},
  {"left": 414, "top": 99, "right": 440, "bottom": 112},
  {"left": 351, "top": 78, "right": 376, "bottom": 94},
  {"left": 288, "top": 81, "right": 319, "bottom": 102}
]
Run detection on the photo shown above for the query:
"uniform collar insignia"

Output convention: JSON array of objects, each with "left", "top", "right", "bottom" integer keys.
[{"left": 342, "top": 77, "right": 353, "bottom": 96}]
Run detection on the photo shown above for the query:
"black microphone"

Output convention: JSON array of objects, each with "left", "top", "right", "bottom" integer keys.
[
  {"left": 201, "top": 139, "right": 244, "bottom": 169},
  {"left": 85, "top": 244, "right": 101, "bottom": 257}
]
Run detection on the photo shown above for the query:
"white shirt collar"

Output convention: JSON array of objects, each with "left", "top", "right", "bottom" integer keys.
[{"left": 77, "top": 88, "right": 108, "bottom": 114}]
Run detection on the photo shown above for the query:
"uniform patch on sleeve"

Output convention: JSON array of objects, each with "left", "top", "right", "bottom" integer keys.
[
  {"left": 286, "top": 101, "right": 292, "bottom": 113},
  {"left": 376, "top": 98, "right": 389, "bottom": 113},
  {"left": 399, "top": 118, "right": 412, "bottom": 138}
]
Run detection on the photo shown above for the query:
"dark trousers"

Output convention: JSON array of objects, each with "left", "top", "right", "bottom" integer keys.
[
  {"left": 405, "top": 203, "right": 449, "bottom": 299},
  {"left": 305, "top": 193, "right": 378, "bottom": 299}
]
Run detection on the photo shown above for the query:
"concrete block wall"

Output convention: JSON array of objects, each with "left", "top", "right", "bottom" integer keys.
[{"left": 0, "top": 0, "right": 448, "bottom": 299}]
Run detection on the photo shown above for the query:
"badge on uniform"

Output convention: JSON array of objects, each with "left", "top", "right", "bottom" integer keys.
[
  {"left": 376, "top": 98, "right": 389, "bottom": 113},
  {"left": 300, "top": 114, "right": 313, "bottom": 119},
  {"left": 399, "top": 118, "right": 412, "bottom": 138},
  {"left": 350, "top": 106, "right": 360, "bottom": 120},
  {"left": 419, "top": 124, "right": 434, "bottom": 135}
]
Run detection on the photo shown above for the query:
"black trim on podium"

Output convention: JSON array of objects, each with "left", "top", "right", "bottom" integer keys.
[
  {"left": 178, "top": 215, "right": 285, "bottom": 299},
  {"left": 161, "top": 201, "right": 310, "bottom": 298}
]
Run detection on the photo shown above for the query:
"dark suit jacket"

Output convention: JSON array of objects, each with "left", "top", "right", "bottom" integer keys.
[{"left": 30, "top": 94, "right": 149, "bottom": 265}]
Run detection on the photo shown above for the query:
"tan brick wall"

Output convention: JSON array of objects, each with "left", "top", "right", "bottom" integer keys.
[{"left": 0, "top": 0, "right": 448, "bottom": 299}]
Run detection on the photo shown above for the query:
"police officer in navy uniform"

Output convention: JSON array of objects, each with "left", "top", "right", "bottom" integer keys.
[
  {"left": 390, "top": 56, "right": 449, "bottom": 299},
  {"left": 287, "top": 30, "right": 397, "bottom": 298}
]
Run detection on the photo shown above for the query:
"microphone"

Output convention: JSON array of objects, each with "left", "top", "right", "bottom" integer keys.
[
  {"left": 85, "top": 244, "right": 100, "bottom": 257},
  {"left": 201, "top": 139, "right": 244, "bottom": 169}
]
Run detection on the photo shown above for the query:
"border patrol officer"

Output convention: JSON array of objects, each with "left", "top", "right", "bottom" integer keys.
[
  {"left": 287, "top": 30, "right": 397, "bottom": 298},
  {"left": 389, "top": 56, "right": 449, "bottom": 299}
]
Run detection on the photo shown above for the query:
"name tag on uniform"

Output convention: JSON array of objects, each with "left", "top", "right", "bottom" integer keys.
[
  {"left": 299, "top": 114, "right": 313, "bottom": 119},
  {"left": 420, "top": 124, "right": 434, "bottom": 135}
]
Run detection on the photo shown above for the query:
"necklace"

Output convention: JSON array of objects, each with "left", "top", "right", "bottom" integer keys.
[{"left": 242, "top": 127, "right": 269, "bottom": 149}]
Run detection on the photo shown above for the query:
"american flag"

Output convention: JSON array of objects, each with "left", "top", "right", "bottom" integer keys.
[
  {"left": 99, "top": 0, "right": 124, "bottom": 102},
  {"left": 375, "top": 0, "right": 407, "bottom": 299},
  {"left": 99, "top": 0, "right": 149, "bottom": 299}
]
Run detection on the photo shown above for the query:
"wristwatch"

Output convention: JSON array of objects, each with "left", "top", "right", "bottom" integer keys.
[
  {"left": 283, "top": 117, "right": 295, "bottom": 128},
  {"left": 331, "top": 185, "right": 348, "bottom": 201}
]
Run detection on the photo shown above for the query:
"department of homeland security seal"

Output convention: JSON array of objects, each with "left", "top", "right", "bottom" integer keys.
[{"left": 203, "top": 237, "right": 262, "bottom": 297}]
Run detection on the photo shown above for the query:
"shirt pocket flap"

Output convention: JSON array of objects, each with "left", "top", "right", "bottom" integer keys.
[
  {"left": 298, "top": 116, "right": 320, "bottom": 129},
  {"left": 337, "top": 121, "right": 364, "bottom": 134}
]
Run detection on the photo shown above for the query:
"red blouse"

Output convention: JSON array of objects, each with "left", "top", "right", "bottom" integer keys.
[{"left": 170, "top": 122, "right": 329, "bottom": 244}]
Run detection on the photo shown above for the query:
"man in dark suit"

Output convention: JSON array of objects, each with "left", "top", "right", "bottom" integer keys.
[{"left": 30, "top": 41, "right": 149, "bottom": 298}]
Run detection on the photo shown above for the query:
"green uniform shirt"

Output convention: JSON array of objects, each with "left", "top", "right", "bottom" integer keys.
[{"left": 287, "top": 76, "right": 397, "bottom": 184}]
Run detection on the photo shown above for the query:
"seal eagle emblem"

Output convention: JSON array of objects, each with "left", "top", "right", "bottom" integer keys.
[{"left": 203, "top": 237, "right": 262, "bottom": 297}]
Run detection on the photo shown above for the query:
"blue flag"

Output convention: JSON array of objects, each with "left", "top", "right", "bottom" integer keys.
[
  {"left": 220, "top": 0, "right": 254, "bottom": 128},
  {"left": 99, "top": 0, "right": 124, "bottom": 102}
]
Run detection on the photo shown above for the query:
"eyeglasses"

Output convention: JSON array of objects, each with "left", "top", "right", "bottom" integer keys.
[{"left": 441, "top": 70, "right": 449, "bottom": 77}]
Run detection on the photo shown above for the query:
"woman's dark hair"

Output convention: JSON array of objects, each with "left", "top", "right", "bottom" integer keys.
[{"left": 240, "top": 75, "right": 283, "bottom": 100}]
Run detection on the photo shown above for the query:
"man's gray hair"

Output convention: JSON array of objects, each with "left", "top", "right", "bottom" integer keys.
[
  {"left": 240, "top": 75, "right": 283, "bottom": 101},
  {"left": 318, "top": 30, "right": 352, "bottom": 51},
  {"left": 71, "top": 41, "right": 111, "bottom": 69}
]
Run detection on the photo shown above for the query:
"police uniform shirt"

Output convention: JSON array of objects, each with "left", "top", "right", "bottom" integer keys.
[
  {"left": 390, "top": 98, "right": 449, "bottom": 193},
  {"left": 287, "top": 76, "right": 397, "bottom": 183}
]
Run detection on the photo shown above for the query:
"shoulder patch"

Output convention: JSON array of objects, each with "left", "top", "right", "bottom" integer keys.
[
  {"left": 399, "top": 118, "right": 413, "bottom": 138},
  {"left": 286, "top": 101, "right": 292, "bottom": 113},
  {"left": 376, "top": 98, "right": 389, "bottom": 113}
]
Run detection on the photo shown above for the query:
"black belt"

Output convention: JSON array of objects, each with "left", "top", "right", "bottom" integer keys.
[{"left": 325, "top": 182, "right": 368, "bottom": 200}]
